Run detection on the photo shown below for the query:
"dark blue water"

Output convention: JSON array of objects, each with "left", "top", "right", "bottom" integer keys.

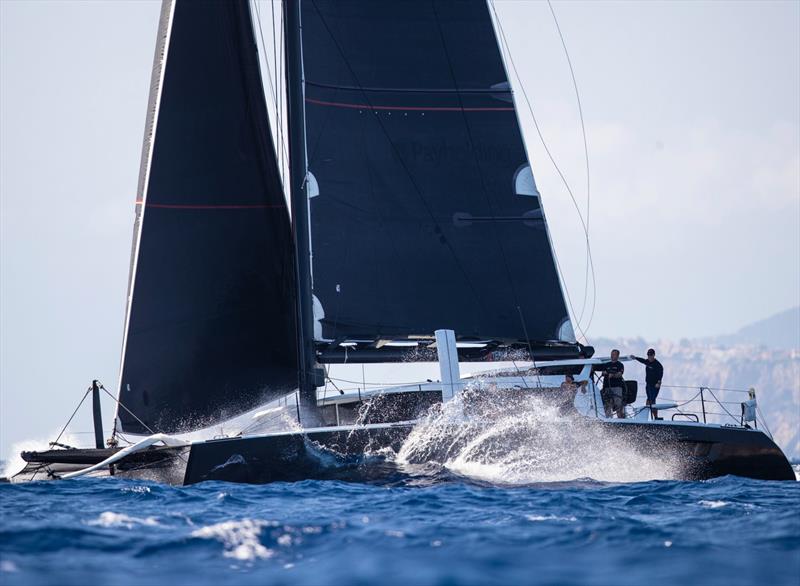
[{"left": 1, "top": 472, "right": 798, "bottom": 586}]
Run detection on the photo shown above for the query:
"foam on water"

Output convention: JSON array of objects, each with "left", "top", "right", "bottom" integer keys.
[
  {"left": 1, "top": 431, "right": 83, "bottom": 478},
  {"left": 87, "top": 512, "right": 161, "bottom": 528},
  {"left": 699, "top": 500, "right": 729, "bottom": 509},
  {"left": 525, "top": 514, "right": 577, "bottom": 522},
  {"left": 121, "top": 485, "right": 152, "bottom": 494},
  {"left": 397, "top": 381, "right": 680, "bottom": 484},
  {"left": 191, "top": 519, "right": 277, "bottom": 561}
]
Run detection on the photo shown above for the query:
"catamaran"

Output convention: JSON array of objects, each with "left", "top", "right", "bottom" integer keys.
[{"left": 7, "top": 0, "right": 794, "bottom": 484}]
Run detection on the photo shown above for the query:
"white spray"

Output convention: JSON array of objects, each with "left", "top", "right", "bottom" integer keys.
[{"left": 397, "top": 380, "right": 680, "bottom": 484}]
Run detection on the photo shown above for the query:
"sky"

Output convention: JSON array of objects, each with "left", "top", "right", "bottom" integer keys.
[{"left": 1, "top": 0, "right": 798, "bottom": 459}]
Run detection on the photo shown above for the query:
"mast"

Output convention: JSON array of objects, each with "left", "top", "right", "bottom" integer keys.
[
  {"left": 283, "top": 0, "right": 320, "bottom": 423},
  {"left": 91, "top": 380, "right": 104, "bottom": 449}
]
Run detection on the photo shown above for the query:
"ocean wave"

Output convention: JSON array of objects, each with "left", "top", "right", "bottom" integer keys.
[
  {"left": 0, "top": 474, "right": 798, "bottom": 586},
  {"left": 86, "top": 511, "right": 161, "bottom": 528},
  {"left": 525, "top": 514, "right": 578, "bottom": 522},
  {"left": 191, "top": 519, "right": 276, "bottom": 561},
  {"left": 698, "top": 499, "right": 729, "bottom": 509}
]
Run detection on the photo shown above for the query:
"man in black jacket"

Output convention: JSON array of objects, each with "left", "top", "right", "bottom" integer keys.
[
  {"left": 630, "top": 348, "right": 664, "bottom": 419},
  {"left": 596, "top": 349, "right": 626, "bottom": 418}
]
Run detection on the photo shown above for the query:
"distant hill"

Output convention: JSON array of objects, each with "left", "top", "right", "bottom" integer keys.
[{"left": 713, "top": 306, "right": 800, "bottom": 350}]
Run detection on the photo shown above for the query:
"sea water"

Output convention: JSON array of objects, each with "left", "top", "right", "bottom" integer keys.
[
  {"left": 1, "top": 392, "right": 798, "bottom": 586},
  {"left": 1, "top": 474, "right": 798, "bottom": 585}
]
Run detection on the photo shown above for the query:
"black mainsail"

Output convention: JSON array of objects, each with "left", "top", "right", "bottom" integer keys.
[
  {"left": 116, "top": 0, "right": 582, "bottom": 435},
  {"left": 116, "top": 0, "right": 297, "bottom": 434},
  {"left": 299, "top": 0, "right": 575, "bottom": 355}
]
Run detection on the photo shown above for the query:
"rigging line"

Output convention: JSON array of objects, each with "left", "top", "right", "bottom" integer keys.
[
  {"left": 490, "top": 1, "right": 589, "bottom": 340},
  {"left": 309, "top": 0, "right": 490, "bottom": 318},
  {"left": 55, "top": 431, "right": 106, "bottom": 436},
  {"left": 326, "top": 369, "right": 542, "bottom": 389},
  {"left": 489, "top": 0, "right": 597, "bottom": 341},
  {"left": 491, "top": 0, "right": 595, "bottom": 340},
  {"left": 361, "top": 363, "right": 367, "bottom": 395},
  {"left": 755, "top": 406, "right": 773, "bottom": 439},
  {"left": 99, "top": 383, "right": 190, "bottom": 465},
  {"left": 253, "top": 2, "right": 276, "bottom": 108},
  {"left": 52, "top": 388, "right": 91, "bottom": 447},
  {"left": 279, "top": 2, "right": 286, "bottom": 185},
  {"left": 660, "top": 384, "right": 749, "bottom": 393},
  {"left": 300, "top": 4, "right": 358, "bottom": 182},
  {"left": 113, "top": 432, "right": 137, "bottom": 446},
  {"left": 703, "top": 400, "right": 759, "bottom": 406},
  {"left": 321, "top": 363, "right": 331, "bottom": 398},
  {"left": 326, "top": 375, "right": 433, "bottom": 387},
  {"left": 546, "top": 0, "right": 592, "bottom": 326},
  {"left": 433, "top": 4, "right": 568, "bottom": 373},
  {"left": 269, "top": 0, "right": 281, "bottom": 176},
  {"left": 657, "top": 390, "right": 702, "bottom": 408},
  {"left": 430, "top": 1, "right": 539, "bottom": 372},
  {"left": 705, "top": 388, "right": 741, "bottom": 425},
  {"left": 253, "top": 0, "right": 290, "bottom": 181},
  {"left": 30, "top": 387, "right": 91, "bottom": 482},
  {"left": 98, "top": 384, "right": 156, "bottom": 436},
  {"left": 517, "top": 306, "right": 543, "bottom": 389},
  {"left": 327, "top": 376, "right": 344, "bottom": 395}
]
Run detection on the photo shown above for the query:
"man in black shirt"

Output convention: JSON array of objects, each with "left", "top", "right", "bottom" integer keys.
[
  {"left": 630, "top": 348, "right": 664, "bottom": 418},
  {"left": 596, "top": 349, "right": 625, "bottom": 418}
]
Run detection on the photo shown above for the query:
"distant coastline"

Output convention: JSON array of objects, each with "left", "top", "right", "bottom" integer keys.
[{"left": 592, "top": 307, "right": 800, "bottom": 459}]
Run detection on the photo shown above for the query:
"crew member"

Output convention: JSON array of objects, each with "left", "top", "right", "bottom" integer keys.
[
  {"left": 597, "top": 349, "right": 625, "bottom": 418},
  {"left": 630, "top": 348, "right": 664, "bottom": 419},
  {"left": 741, "top": 388, "right": 757, "bottom": 428},
  {"left": 559, "top": 374, "right": 588, "bottom": 416}
]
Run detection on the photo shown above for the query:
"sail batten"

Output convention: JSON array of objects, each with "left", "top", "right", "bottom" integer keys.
[{"left": 305, "top": 80, "right": 512, "bottom": 94}]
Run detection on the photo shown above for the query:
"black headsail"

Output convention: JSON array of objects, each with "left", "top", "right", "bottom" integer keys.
[
  {"left": 299, "top": 0, "right": 578, "bottom": 361},
  {"left": 116, "top": 0, "right": 297, "bottom": 435}
]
